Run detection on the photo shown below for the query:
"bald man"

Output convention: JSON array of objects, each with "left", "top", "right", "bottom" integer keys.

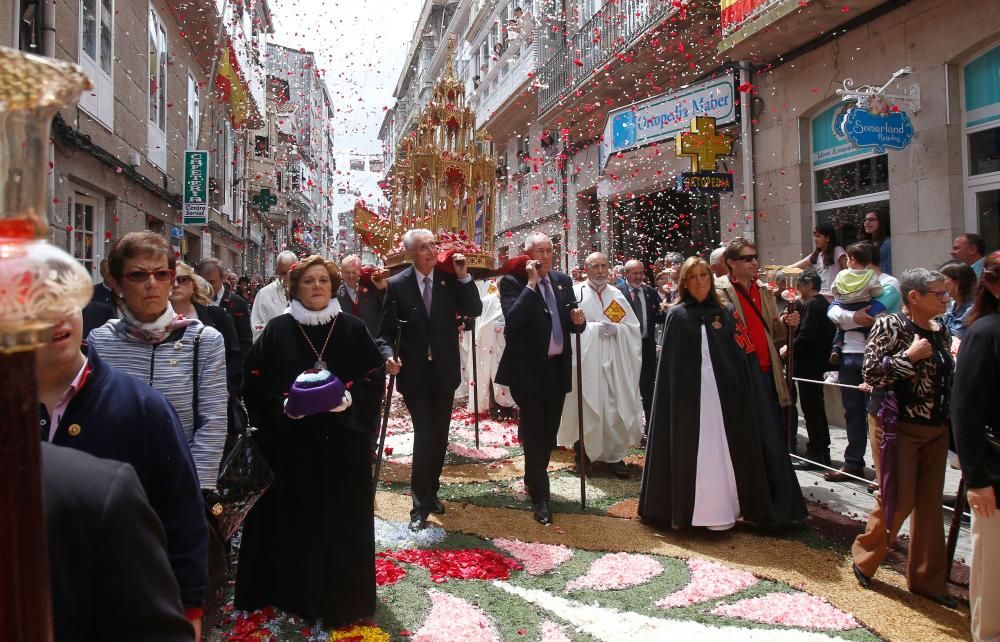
[
  {"left": 558, "top": 252, "right": 643, "bottom": 478},
  {"left": 618, "top": 259, "right": 664, "bottom": 434}
]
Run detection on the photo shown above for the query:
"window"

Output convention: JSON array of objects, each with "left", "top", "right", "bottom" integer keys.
[
  {"left": 147, "top": 7, "right": 168, "bottom": 169},
  {"left": 79, "top": 0, "right": 114, "bottom": 127},
  {"left": 369, "top": 159, "right": 384, "bottom": 173},
  {"left": 187, "top": 73, "right": 200, "bottom": 149},
  {"left": 18, "top": 0, "right": 42, "bottom": 53},
  {"left": 67, "top": 191, "right": 104, "bottom": 281},
  {"left": 350, "top": 158, "right": 366, "bottom": 171},
  {"left": 254, "top": 135, "right": 269, "bottom": 157},
  {"left": 811, "top": 103, "right": 890, "bottom": 248},
  {"left": 963, "top": 43, "right": 1000, "bottom": 254}
]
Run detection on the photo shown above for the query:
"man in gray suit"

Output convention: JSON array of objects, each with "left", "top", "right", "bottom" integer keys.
[{"left": 337, "top": 254, "right": 387, "bottom": 336}]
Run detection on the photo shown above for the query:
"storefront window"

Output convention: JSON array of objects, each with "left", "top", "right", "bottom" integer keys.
[
  {"left": 815, "top": 155, "right": 889, "bottom": 204},
  {"left": 963, "top": 43, "right": 1000, "bottom": 253},
  {"left": 969, "top": 127, "right": 1000, "bottom": 176}
]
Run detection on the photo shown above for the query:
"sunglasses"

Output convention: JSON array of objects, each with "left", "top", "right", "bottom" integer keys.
[
  {"left": 174, "top": 275, "right": 193, "bottom": 286},
  {"left": 124, "top": 269, "right": 174, "bottom": 284},
  {"left": 735, "top": 254, "right": 758, "bottom": 263}
]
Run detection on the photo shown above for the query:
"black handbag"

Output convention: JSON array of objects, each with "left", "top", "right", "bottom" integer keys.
[{"left": 193, "top": 326, "right": 275, "bottom": 541}]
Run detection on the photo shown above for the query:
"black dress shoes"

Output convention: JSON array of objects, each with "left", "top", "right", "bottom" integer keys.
[
  {"left": 408, "top": 515, "right": 428, "bottom": 532},
  {"left": 431, "top": 498, "right": 446, "bottom": 515},
  {"left": 852, "top": 563, "right": 871, "bottom": 589},
  {"left": 916, "top": 592, "right": 957, "bottom": 609},
  {"left": 608, "top": 461, "right": 631, "bottom": 478},
  {"left": 533, "top": 501, "right": 553, "bottom": 526}
]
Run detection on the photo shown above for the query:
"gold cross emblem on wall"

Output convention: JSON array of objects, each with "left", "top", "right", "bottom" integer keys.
[{"left": 675, "top": 116, "right": 733, "bottom": 173}]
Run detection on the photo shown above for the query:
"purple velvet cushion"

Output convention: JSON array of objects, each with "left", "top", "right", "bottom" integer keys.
[{"left": 285, "top": 369, "right": 346, "bottom": 417}]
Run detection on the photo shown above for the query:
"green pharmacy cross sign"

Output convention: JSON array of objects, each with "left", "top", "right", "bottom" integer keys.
[{"left": 254, "top": 188, "right": 278, "bottom": 212}]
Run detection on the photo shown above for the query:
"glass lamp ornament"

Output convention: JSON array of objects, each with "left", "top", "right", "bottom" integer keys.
[{"left": 0, "top": 46, "right": 91, "bottom": 642}]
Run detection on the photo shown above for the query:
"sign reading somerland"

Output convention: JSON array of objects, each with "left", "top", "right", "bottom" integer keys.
[
  {"left": 600, "top": 75, "right": 736, "bottom": 166},
  {"left": 183, "top": 150, "right": 209, "bottom": 226},
  {"left": 841, "top": 109, "right": 914, "bottom": 153}
]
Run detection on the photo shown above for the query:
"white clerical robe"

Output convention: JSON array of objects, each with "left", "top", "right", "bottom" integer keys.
[
  {"left": 557, "top": 281, "right": 643, "bottom": 463},
  {"left": 250, "top": 279, "right": 289, "bottom": 341},
  {"left": 465, "top": 280, "right": 514, "bottom": 412}
]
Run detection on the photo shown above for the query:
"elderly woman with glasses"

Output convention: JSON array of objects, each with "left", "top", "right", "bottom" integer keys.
[
  {"left": 851, "top": 268, "right": 956, "bottom": 609},
  {"left": 171, "top": 261, "right": 243, "bottom": 395},
  {"left": 235, "top": 255, "right": 385, "bottom": 626}
]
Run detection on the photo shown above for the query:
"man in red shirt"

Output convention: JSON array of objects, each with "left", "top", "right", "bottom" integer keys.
[{"left": 715, "top": 238, "right": 799, "bottom": 448}]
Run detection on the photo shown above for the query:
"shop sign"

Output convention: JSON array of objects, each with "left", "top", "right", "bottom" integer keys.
[
  {"left": 842, "top": 108, "right": 914, "bottom": 153},
  {"left": 600, "top": 75, "right": 736, "bottom": 167},
  {"left": 183, "top": 150, "right": 209, "bottom": 225},
  {"left": 676, "top": 172, "right": 734, "bottom": 193}
]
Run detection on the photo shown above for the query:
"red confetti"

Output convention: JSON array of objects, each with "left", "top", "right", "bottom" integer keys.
[
  {"left": 375, "top": 558, "right": 407, "bottom": 586},
  {"left": 378, "top": 548, "right": 521, "bottom": 583}
]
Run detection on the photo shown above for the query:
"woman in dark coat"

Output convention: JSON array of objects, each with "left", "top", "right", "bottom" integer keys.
[
  {"left": 234, "top": 255, "right": 384, "bottom": 625},
  {"left": 639, "top": 256, "right": 806, "bottom": 530}
]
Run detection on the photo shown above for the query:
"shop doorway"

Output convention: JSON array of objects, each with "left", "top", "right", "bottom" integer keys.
[{"left": 610, "top": 188, "right": 720, "bottom": 269}]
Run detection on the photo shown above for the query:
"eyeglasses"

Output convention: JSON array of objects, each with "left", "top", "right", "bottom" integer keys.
[
  {"left": 173, "top": 275, "right": 192, "bottom": 286},
  {"left": 919, "top": 289, "right": 951, "bottom": 300},
  {"left": 124, "top": 269, "right": 174, "bottom": 284},
  {"left": 864, "top": 217, "right": 879, "bottom": 222},
  {"left": 735, "top": 254, "right": 759, "bottom": 263}
]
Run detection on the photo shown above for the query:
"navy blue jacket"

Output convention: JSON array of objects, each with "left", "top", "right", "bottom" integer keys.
[{"left": 46, "top": 347, "right": 209, "bottom": 609}]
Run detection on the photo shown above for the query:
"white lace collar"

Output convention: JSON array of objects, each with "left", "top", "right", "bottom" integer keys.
[{"left": 288, "top": 298, "right": 341, "bottom": 326}]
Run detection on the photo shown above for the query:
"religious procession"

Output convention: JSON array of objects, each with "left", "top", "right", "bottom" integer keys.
[{"left": 2, "top": 0, "right": 1000, "bottom": 641}]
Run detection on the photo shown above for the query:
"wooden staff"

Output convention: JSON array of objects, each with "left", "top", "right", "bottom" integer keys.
[{"left": 373, "top": 304, "right": 406, "bottom": 496}]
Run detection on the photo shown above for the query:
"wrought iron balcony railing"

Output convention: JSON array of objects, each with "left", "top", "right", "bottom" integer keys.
[{"left": 536, "top": 0, "right": 680, "bottom": 115}]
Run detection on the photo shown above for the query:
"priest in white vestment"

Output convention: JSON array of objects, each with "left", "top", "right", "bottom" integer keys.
[
  {"left": 250, "top": 250, "right": 296, "bottom": 341},
  {"left": 465, "top": 280, "right": 515, "bottom": 413},
  {"left": 557, "top": 252, "right": 643, "bottom": 477}
]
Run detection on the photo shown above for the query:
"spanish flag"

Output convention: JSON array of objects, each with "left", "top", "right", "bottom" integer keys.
[
  {"left": 215, "top": 41, "right": 250, "bottom": 129},
  {"left": 721, "top": 0, "right": 766, "bottom": 31}
]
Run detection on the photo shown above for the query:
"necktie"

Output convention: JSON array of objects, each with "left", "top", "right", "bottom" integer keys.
[
  {"left": 541, "top": 277, "right": 563, "bottom": 355},
  {"left": 631, "top": 287, "right": 645, "bottom": 335},
  {"left": 422, "top": 276, "right": 432, "bottom": 316}
]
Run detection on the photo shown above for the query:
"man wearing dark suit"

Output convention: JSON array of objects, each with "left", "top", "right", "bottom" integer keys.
[
  {"left": 618, "top": 259, "right": 665, "bottom": 434},
  {"left": 198, "top": 258, "right": 253, "bottom": 358},
  {"left": 42, "top": 442, "right": 195, "bottom": 642},
  {"left": 82, "top": 300, "right": 115, "bottom": 337},
  {"left": 496, "top": 232, "right": 586, "bottom": 525},
  {"left": 91, "top": 258, "right": 117, "bottom": 308},
  {"left": 337, "top": 253, "right": 387, "bottom": 336},
  {"left": 379, "top": 229, "right": 483, "bottom": 531}
]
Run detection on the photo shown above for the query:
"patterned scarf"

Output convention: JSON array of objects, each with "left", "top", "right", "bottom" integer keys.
[{"left": 115, "top": 302, "right": 197, "bottom": 344}]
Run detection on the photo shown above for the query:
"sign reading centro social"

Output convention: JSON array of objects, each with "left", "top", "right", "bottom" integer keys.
[
  {"left": 600, "top": 76, "right": 736, "bottom": 167},
  {"left": 183, "top": 150, "right": 209, "bottom": 226}
]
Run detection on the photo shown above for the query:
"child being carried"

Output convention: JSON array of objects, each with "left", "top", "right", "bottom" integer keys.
[{"left": 828, "top": 244, "right": 884, "bottom": 366}]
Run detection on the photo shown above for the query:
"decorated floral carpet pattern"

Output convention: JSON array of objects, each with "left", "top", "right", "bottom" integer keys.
[{"left": 213, "top": 401, "right": 972, "bottom": 641}]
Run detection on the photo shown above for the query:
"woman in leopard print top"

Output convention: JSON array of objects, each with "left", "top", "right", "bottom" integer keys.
[{"left": 852, "top": 268, "right": 957, "bottom": 608}]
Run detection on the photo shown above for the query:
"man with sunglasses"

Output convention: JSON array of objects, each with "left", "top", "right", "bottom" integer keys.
[
  {"left": 716, "top": 238, "right": 800, "bottom": 445},
  {"left": 251, "top": 250, "right": 297, "bottom": 341},
  {"left": 198, "top": 257, "right": 253, "bottom": 358}
]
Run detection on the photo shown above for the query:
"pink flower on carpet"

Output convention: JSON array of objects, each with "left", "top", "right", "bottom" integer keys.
[
  {"left": 539, "top": 620, "right": 571, "bottom": 642},
  {"left": 657, "top": 558, "right": 758, "bottom": 608},
  {"left": 448, "top": 442, "right": 510, "bottom": 459},
  {"left": 493, "top": 538, "right": 573, "bottom": 575},
  {"left": 379, "top": 548, "right": 522, "bottom": 583},
  {"left": 710, "top": 592, "right": 860, "bottom": 630},
  {"left": 412, "top": 589, "right": 499, "bottom": 642},
  {"left": 565, "top": 552, "right": 662, "bottom": 591}
]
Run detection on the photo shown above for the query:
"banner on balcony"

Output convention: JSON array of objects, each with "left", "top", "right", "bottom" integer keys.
[
  {"left": 600, "top": 75, "right": 736, "bottom": 170},
  {"left": 721, "top": 0, "right": 769, "bottom": 35},
  {"left": 215, "top": 41, "right": 251, "bottom": 129}
]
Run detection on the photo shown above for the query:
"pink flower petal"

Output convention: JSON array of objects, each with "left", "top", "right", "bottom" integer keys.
[
  {"left": 710, "top": 592, "right": 860, "bottom": 630},
  {"left": 539, "top": 620, "right": 572, "bottom": 642},
  {"left": 657, "top": 558, "right": 758, "bottom": 608},
  {"left": 493, "top": 538, "right": 574, "bottom": 575},
  {"left": 566, "top": 553, "right": 662, "bottom": 591},
  {"left": 412, "top": 589, "right": 500, "bottom": 642}
]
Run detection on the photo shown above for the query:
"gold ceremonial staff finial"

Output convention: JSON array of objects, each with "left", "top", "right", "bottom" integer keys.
[{"left": 675, "top": 116, "right": 733, "bottom": 173}]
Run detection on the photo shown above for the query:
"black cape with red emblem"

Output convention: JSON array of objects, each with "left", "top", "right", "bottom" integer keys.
[
  {"left": 234, "top": 311, "right": 385, "bottom": 624},
  {"left": 638, "top": 296, "right": 807, "bottom": 528}
]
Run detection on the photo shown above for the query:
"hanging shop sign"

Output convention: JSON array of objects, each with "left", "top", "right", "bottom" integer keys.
[
  {"left": 600, "top": 74, "right": 736, "bottom": 169},
  {"left": 674, "top": 116, "right": 735, "bottom": 193},
  {"left": 183, "top": 150, "right": 209, "bottom": 225},
  {"left": 841, "top": 108, "right": 914, "bottom": 153}
]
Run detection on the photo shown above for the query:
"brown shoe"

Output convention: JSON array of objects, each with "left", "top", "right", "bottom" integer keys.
[{"left": 824, "top": 466, "right": 864, "bottom": 482}]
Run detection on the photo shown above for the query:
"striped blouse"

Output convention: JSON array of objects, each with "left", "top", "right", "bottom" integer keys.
[{"left": 88, "top": 320, "right": 228, "bottom": 489}]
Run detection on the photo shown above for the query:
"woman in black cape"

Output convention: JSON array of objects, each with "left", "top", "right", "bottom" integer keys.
[
  {"left": 639, "top": 256, "right": 806, "bottom": 529},
  {"left": 235, "top": 255, "right": 385, "bottom": 625}
]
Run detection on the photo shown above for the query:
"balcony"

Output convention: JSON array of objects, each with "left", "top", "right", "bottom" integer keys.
[
  {"left": 536, "top": 0, "right": 682, "bottom": 116},
  {"left": 718, "top": 0, "right": 895, "bottom": 60},
  {"left": 472, "top": 31, "right": 539, "bottom": 130}
]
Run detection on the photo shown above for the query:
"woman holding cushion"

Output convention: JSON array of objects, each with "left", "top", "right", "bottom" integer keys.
[{"left": 234, "top": 255, "right": 385, "bottom": 625}]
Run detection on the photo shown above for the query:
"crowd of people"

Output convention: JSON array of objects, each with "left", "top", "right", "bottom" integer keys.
[{"left": 39, "top": 221, "right": 998, "bottom": 642}]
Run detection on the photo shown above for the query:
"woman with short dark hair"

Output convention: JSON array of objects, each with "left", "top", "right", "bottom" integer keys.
[{"left": 235, "top": 255, "right": 385, "bottom": 625}]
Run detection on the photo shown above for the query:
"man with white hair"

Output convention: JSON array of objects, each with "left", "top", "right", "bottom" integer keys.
[
  {"left": 379, "top": 229, "right": 483, "bottom": 531},
  {"left": 709, "top": 247, "right": 728, "bottom": 278},
  {"left": 558, "top": 252, "right": 643, "bottom": 478},
  {"left": 250, "top": 251, "right": 297, "bottom": 341},
  {"left": 336, "top": 254, "right": 388, "bottom": 336}
]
